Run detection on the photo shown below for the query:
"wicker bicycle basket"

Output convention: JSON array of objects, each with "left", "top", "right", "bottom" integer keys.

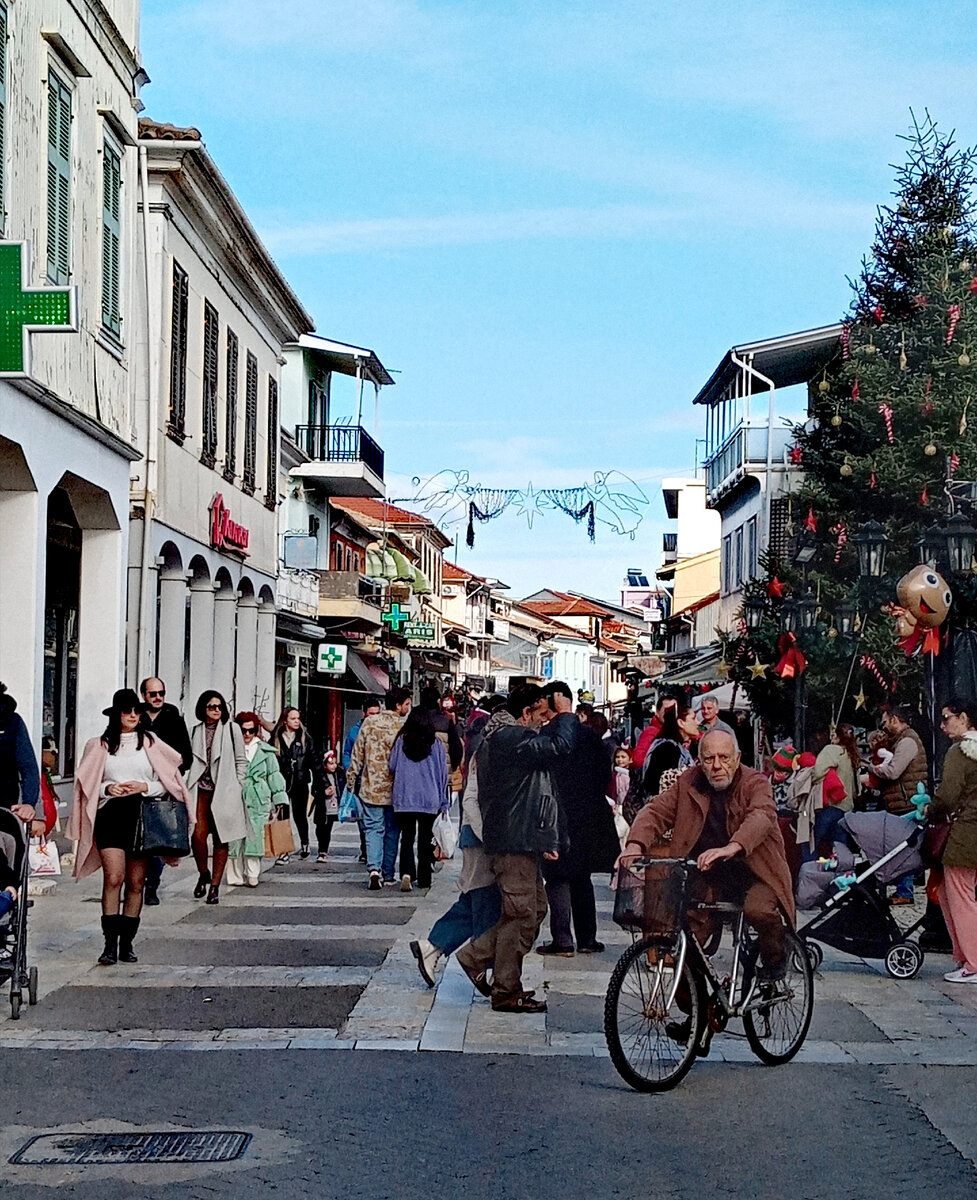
[{"left": 612, "top": 859, "right": 691, "bottom": 936}]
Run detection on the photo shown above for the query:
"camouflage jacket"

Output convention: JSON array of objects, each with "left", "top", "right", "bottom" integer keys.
[{"left": 348, "top": 710, "right": 406, "bottom": 807}]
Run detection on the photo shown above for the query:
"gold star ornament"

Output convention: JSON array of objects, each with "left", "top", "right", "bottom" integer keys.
[
  {"left": 854, "top": 688, "right": 867, "bottom": 710},
  {"left": 717, "top": 659, "right": 730, "bottom": 677},
  {"left": 749, "top": 660, "right": 770, "bottom": 679}
]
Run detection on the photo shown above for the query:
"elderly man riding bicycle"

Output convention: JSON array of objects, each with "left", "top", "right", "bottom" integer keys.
[{"left": 621, "top": 729, "right": 794, "bottom": 980}]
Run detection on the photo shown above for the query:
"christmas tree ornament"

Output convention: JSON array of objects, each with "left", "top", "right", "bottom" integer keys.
[
  {"left": 827, "top": 627, "right": 839, "bottom": 639},
  {"left": 789, "top": 444, "right": 803, "bottom": 466},
  {"left": 878, "top": 402, "right": 894, "bottom": 443},
  {"left": 860, "top": 655, "right": 888, "bottom": 689},
  {"left": 950, "top": 452, "right": 961, "bottom": 475},
  {"left": 717, "top": 659, "right": 730, "bottom": 677},
  {"left": 818, "top": 374, "right": 831, "bottom": 395},
  {"left": 920, "top": 400, "right": 934, "bottom": 417},
  {"left": 830, "top": 522, "right": 848, "bottom": 563},
  {"left": 864, "top": 339, "right": 877, "bottom": 357},
  {"left": 959, "top": 349, "right": 971, "bottom": 367},
  {"left": 851, "top": 378, "right": 860, "bottom": 402},
  {"left": 921, "top": 483, "right": 929, "bottom": 504},
  {"left": 914, "top": 293, "right": 929, "bottom": 308},
  {"left": 892, "top": 565, "right": 952, "bottom": 655},
  {"left": 899, "top": 332, "right": 907, "bottom": 370},
  {"left": 774, "top": 633, "right": 807, "bottom": 680},
  {"left": 841, "top": 324, "right": 851, "bottom": 359},
  {"left": 854, "top": 687, "right": 868, "bottom": 711},
  {"left": 748, "top": 660, "right": 771, "bottom": 680},
  {"left": 970, "top": 277, "right": 977, "bottom": 294},
  {"left": 961, "top": 259, "right": 971, "bottom": 272},
  {"left": 872, "top": 304, "right": 884, "bottom": 324},
  {"left": 924, "top": 442, "right": 938, "bottom": 456},
  {"left": 804, "top": 506, "right": 818, "bottom": 533},
  {"left": 960, "top": 396, "right": 971, "bottom": 436},
  {"left": 840, "top": 460, "right": 853, "bottom": 477},
  {"left": 767, "top": 576, "right": 786, "bottom": 598},
  {"left": 831, "top": 408, "right": 842, "bottom": 427},
  {"left": 870, "top": 471, "right": 877, "bottom": 488},
  {"left": 947, "top": 302, "right": 962, "bottom": 344}
]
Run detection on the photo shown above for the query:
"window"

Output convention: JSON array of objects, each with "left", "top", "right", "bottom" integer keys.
[
  {"left": 167, "top": 261, "right": 189, "bottom": 441},
  {"left": 242, "top": 350, "right": 257, "bottom": 493},
  {"left": 345, "top": 548, "right": 352, "bottom": 572},
  {"left": 223, "top": 329, "right": 238, "bottom": 482},
  {"left": 265, "top": 375, "right": 278, "bottom": 510},
  {"left": 46, "top": 70, "right": 72, "bottom": 284},
  {"left": 0, "top": 5, "right": 8, "bottom": 232},
  {"left": 734, "top": 526, "right": 744, "bottom": 588},
  {"left": 722, "top": 534, "right": 732, "bottom": 595},
  {"left": 200, "top": 301, "right": 219, "bottom": 467},
  {"left": 747, "top": 516, "right": 758, "bottom": 581},
  {"left": 100, "top": 138, "right": 122, "bottom": 336}
]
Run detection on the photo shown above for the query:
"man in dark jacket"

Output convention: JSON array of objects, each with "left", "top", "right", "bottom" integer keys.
[
  {"left": 140, "top": 677, "right": 193, "bottom": 904},
  {"left": 0, "top": 683, "right": 40, "bottom": 828},
  {"left": 456, "top": 684, "right": 577, "bottom": 1013},
  {"left": 537, "top": 682, "right": 619, "bottom": 956}
]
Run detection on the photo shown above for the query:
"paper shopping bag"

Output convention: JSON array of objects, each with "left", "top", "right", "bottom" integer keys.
[{"left": 263, "top": 816, "right": 295, "bottom": 858}]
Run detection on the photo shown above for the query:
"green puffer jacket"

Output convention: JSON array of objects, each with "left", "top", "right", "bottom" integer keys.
[
  {"left": 930, "top": 734, "right": 977, "bottom": 869},
  {"left": 230, "top": 741, "right": 287, "bottom": 859}
]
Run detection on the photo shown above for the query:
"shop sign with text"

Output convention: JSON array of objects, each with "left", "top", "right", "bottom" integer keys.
[{"left": 211, "top": 493, "right": 250, "bottom": 556}]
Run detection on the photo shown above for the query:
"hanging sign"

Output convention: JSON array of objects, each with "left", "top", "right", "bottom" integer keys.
[
  {"left": 381, "top": 602, "right": 410, "bottom": 633},
  {"left": 211, "top": 493, "right": 250, "bottom": 556},
  {"left": 0, "top": 242, "right": 77, "bottom": 376},
  {"left": 317, "top": 643, "right": 348, "bottom": 674},
  {"left": 405, "top": 621, "right": 435, "bottom": 642}
]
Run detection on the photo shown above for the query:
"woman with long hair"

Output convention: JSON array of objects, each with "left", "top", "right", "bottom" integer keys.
[
  {"left": 642, "top": 705, "right": 698, "bottom": 795},
  {"left": 813, "top": 723, "right": 859, "bottom": 812},
  {"left": 389, "top": 707, "right": 449, "bottom": 892},
  {"left": 271, "top": 707, "right": 325, "bottom": 861},
  {"left": 226, "top": 712, "right": 286, "bottom": 887},
  {"left": 186, "top": 690, "right": 248, "bottom": 904},
  {"left": 929, "top": 698, "right": 977, "bottom": 984},
  {"left": 69, "top": 688, "right": 191, "bottom": 964}
]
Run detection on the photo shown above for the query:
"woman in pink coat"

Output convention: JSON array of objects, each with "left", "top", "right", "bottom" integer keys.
[{"left": 68, "top": 688, "right": 192, "bottom": 965}]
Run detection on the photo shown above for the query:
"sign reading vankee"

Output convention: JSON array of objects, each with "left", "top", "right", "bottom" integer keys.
[{"left": 210, "top": 493, "right": 250, "bottom": 556}]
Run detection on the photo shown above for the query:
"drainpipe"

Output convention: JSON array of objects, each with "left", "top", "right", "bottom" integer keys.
[
  {"left": 135, "top": 143, "right": 159, "bottom": 682},
  {"left": 729, "top": 351, "right": 778, "bottom": 551}
]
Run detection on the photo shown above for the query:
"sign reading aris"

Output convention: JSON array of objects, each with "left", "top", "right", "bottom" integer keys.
[{"left": 0, "top": 241, "right": 77, "bottom": 376}]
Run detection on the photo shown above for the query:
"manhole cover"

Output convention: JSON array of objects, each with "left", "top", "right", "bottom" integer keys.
[{"left": 10, "top": 1131, "right": 252, "bottom": 1165}]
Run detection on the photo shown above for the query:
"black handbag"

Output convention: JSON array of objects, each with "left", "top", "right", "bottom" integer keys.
[{"left": 134, "top": 794, "right": 191, "bottom": 857}]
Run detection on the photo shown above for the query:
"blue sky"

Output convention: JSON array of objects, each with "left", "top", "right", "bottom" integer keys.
[{"left": 140, "top": 0, "right": 975, "bottom": 600}]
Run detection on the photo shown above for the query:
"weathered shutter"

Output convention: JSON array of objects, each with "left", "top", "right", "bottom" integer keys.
[
  {"left": 101, "top": 140, "right": 122, "bottom": 334},
  {"left": 223, "top": 329, "right": 238, "bottom": 481},
  {"left": 243, "top": 350, "right": 257, "bottom": 492},
  {"left": 46, "top": 71, "right": 71, "bottom": 284},
  {"left": 265, "top": 376, "right": 279, "bottom": 509},
  {"left": 0, "top": 5, "right": 8, "bottom": 232},
  {"left": 201, "top": 301, "right": 219, "bottom": 466},
  {"left": 168, "top": 262, "right": 189, "bottom": 439}
]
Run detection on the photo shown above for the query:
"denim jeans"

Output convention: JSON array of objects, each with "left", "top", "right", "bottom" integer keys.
[
  {"left": 893, "top": 870, "right": 915, "bottom": 900},
  {"left": 360, "top": 802, "right": 399, "bottom": 878},
  {"left": 428, "top": 883, "right": 502, "bottom": 955}
]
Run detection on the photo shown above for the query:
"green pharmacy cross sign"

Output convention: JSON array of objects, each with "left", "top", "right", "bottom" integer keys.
[
  {"left": 317, "top": 643, "right": 348, "bottom": 674},
  {"left": 381, "top": 603, "right": 410, "bottom": 633},
  {"left": 0, "top": 242, "right": 77, "bottom": 376}
]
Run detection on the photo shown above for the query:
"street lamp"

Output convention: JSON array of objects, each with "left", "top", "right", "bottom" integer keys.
[
  {"left": 853, "top": 520, "right": 889, "bottom": 579},
  {"left": 779, "top": 597, "right": 798, "bottom": 634},
  {"left": 797, "top": 590, "right": 818, "bottom": 631},
  {"left": 792, "top": 528, "right": 819, "bottom": 566},
  {"left": 834, "top": 596, "right": 857, "bottom": 637},
  {"left": 918, "top": 524, "right": 947, "bottom": 568},
  {"left": 942, "top": 513, "right": 977, "bottom": 575},
  {"left": 743, "top": 593, "right": 766, "bottom": 631}
]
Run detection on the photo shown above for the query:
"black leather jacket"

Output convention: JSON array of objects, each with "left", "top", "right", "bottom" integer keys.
[
  {"left": 479, "top": 713, "right": 578, "bottom": 856},
  {"left": 275, "top": 726, "right": 325, "bottom": 801}
]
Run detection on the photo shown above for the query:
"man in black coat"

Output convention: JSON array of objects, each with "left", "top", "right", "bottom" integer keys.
[
  {"left": 537, "top": 682, "right": 620, "bottom": 956},
  {"left": 140, "top": 677, "right": 193, "bottom": 904},
  {"left": 456, "top": 684, "right": 577, "bottom": 1013}
]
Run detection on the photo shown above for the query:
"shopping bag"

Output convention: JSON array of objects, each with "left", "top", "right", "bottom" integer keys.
[
  {"left": 134, "top": 795, "right": 191, "bottom": 857},
  {"left": 264, "top": 813, "right": 295, "bottom": 857},
  {"left": 432, "top": 811, "right": 457, "bottom": 861},
  {"left": 338, "top": 786, "right": 362, "bottom": 823},
  {"left": 29, "top": 837, "right": 61, "bottom": 876}
]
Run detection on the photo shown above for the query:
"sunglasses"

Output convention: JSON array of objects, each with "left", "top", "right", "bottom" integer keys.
[
  {"left": 241, "top": 727, "right": 257, "bottom": 735},
  {"left": 205, "top": 703, "right": 222, "bottom": 711},
  {"left": 146, "top": 690, "right": 165, "bottom": 698}
]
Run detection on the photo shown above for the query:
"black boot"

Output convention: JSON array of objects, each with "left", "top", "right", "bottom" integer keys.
[
  {"left": 98, "top": 915, "right": 120, "bottom": 966},
  {"left": 118, "top": 916, "right": 140, "bottom": 963}
]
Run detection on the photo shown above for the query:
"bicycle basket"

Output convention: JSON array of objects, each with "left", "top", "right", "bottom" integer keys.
[{"left": 612, "top": 860, "right": 690, "bottom": 936}]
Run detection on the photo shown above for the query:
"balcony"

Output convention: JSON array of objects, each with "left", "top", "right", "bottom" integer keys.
[
  {"left": 318, "top": 570, "right": 384, "bottom": 627},
  {"left": 704, "top": 421, "right": 792, "bottom": 501},
  {"left": 292, "top": 425, "right": 384, "bottom": 497}
]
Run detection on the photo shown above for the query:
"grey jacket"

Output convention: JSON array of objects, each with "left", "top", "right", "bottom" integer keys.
[{"left": 187, "top": 719, "right": 250, "bottom": 844}]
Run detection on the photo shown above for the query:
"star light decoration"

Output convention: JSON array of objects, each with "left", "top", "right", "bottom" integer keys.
[
  {"left": 749, "top": 660, "right": 770, "bottom": 679},
  {"left": 854, "top": 688, "right": 868, "bottom": 710}
]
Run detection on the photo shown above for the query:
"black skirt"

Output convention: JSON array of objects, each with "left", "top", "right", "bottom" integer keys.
[{"left": 93, "top": 795, "right": 144, "bottom": 855}]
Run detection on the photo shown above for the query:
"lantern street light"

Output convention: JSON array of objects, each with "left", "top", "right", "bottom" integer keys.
[
  {"left": 853, "top": 520, "right": 889, "bottom": 579},
  {"left": 797, "top": 590, "right": 818, "bottom": 631},
  {"left": 743, "top": 593, "right": 766, "bottom": 631},
  {"left": 918, "top": 524, "right": 947, "bottom": 568},
  {"left": 779, "top": 596, "right": 798, "bottom": 634},
  {"left": 792, "top": 528, "right": 819, "bottom": 567},
  {"left": 834, "top": 597, "right": 857, "bottom": 637},
  {"left": 942, "top": 513, "right": 977, "bottom": 575}
]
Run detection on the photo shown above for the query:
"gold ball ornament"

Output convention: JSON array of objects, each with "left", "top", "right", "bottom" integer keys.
[
  {"left": 962, "top": 259, "right": 972, "bottom": 272},
  {"left": 827, "top": 627, "right": 838, "bottom": 639},
  {"left": 959, "top": 352, "right": 971, "bottom": 367},
  {"left": 925, "top": 443, "right": 938, "bottom": 456},
  {"left": 818, "top": 379, "right": 831, "bottom": 394},
  {"left": 840, "top": 462, "right": 853, "bottom": 477},
  {"left": 864, "top": 342, "right": 877, "bottom": 357},
  {"left": 831, "top": 414, "right": 842, "bottom": 427}
]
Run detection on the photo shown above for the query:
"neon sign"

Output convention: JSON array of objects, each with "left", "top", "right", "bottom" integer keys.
[{"left": 211, "top": 493, "right": 250, "bottom": 556}]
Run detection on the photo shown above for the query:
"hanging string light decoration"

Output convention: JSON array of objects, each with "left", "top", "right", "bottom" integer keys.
[
  {"left": 539, "top": 488, "right": 596, "bottom": 540},
  {"left": 465, "top": 490, "right": 518, "bottom": 548}
]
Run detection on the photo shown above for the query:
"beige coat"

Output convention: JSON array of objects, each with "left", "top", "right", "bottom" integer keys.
[{"left": 186, "top": 719, "right": 250, "bottom": 844}]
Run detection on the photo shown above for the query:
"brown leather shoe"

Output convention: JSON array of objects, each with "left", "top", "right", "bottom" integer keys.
[
  {"left": 457, "top": 956, "right": 492, "bottom": 998},
  {"left": 492, "top": 991, "right": 547, "bottom": 1014}
]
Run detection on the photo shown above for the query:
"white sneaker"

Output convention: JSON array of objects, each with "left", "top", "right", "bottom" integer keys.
[
  {"left": 277, "top": 853, "right": 291, "bottom": 864},
  {"left": 245, "top": 877, "right": 259, "bottom": 888},
  {"left": 943, "top": 966, "right": 977, "bottom": 983},
  {"left": 400, "top": 874, "right": 413, "bottom": 892},
  {"left": 410, "top": 938, "right": 441, "bottom": 987}
]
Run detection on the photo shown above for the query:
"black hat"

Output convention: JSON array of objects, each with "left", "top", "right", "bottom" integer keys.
[{"left": 102, "top": 687, "right": 144, "bottom": 717}]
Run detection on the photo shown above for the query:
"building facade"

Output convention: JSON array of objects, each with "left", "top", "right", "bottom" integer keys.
[
  {"left": 126, "top": 120, "right": 313, "bottom": 722},
  {"left": 0, "top": 1, "right": 143, "bottom": 776}
]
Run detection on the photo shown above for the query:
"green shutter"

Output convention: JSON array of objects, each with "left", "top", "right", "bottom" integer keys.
[
  {"left": 243, "top": 351, "right": 257, "bottom": 493},
  {"left": 46, "top": 71, "right": 71, "bottom": 284},
  {"left": 201, "top": 301, "right": 219, "bottom": 466},
  {"left": 0, "top": 5, "right": 8, "bottom": 233},
  {"left": 265, "top": 376, "right": 278, "bottom": 509},
  {"left": 223, "top": 329, "right": 238, "bottom": 481},
  {"left": 101, "top": 140, "right": 122, "bottom": 334}
]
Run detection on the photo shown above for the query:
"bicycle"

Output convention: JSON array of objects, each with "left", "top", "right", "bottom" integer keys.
[{"left": 604, "top": 857, "right": 814, "bottom": 1092}]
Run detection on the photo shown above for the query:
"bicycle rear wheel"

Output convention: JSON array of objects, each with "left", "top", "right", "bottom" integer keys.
[
  {"left": 604, "top": 936, "right": 703, "bottom": 1092},
  {"left": 743, "top": 931, "right": 814, "bottom": 1065}
]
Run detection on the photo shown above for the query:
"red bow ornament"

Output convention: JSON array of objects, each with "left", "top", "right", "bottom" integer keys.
[{"left": 774, "top": 633, "right": 807, "bottom": 680}]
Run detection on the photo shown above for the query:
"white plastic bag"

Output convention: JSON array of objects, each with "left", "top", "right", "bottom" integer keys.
[
  {"left": 432, "top": 811, "right": 457, "bottom": 861},
  {"left": 29, "top": 837, "right": 61, "bottom": 876}
]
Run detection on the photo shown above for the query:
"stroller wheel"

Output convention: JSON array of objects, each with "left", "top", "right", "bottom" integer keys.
[
  {"left": 804, "top": 942, "right": 823, "bottom": 972},
  {"left": 885, "top": 940, "right": 923, "bottom": 980},
  {"left": 28, "top": 966, "right": 38, "bottom": 1006},
  {"left": 10, "top": 990, "right": 20, "bottom": 1020}
]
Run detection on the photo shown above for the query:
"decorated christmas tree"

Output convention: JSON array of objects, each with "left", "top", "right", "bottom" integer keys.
[{"left": 721, "top": 115, "right": 977, "bottom": 739}]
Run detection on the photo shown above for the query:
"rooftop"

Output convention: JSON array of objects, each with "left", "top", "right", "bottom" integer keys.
[
  {"left": 288, "top": 332, "right": 394, "bottom": 388},
  {"left": 331, "top": 498, "right": 453, "bottom": 549},
  {"left": 692, "top": 323, "right": 843, "bottom": 408}
]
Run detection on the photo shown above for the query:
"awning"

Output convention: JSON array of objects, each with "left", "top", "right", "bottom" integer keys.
[
  {"left": 276, "top": 612, "right": 325, "bottom": 642},
  {"left": 691, "top": 680, "right": 751, "bottom": 712},
  {"left": 366, "top": 546, "right": 398, "bottom": 580},
  {"left": 390, "top": 548, "right": 414, "bottom": 580},
  {"left": 412, "top": 567, "right": 432, "bottom": 595},
  {"left": 658, "top": 646, "right": 722, "bottom": 685},
  {"left": 348, "top": 650, "right": 388, "bottom": 694}
]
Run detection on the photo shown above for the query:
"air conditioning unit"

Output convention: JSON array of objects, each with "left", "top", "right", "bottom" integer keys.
[{"left": 442, "top": 585, "right": 460, "bottom": 597}]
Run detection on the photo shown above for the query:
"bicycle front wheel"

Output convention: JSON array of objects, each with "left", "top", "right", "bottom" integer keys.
[
  {"left": 743, "top": 931, "right": 814, "bottom": 1065},
  {"left": 603, "top": 936, "right": 703, "bottom": 1092}
]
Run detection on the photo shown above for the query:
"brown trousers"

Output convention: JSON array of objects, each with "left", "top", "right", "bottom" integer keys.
[
  {"left": 457, "top": 852, "right": 548, "bottom": 1001},
  {"left": 689, "top": 863, "right": 785, "bottom": 967}
]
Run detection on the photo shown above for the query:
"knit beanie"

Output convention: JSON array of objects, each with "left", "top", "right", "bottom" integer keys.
[
  {"left": 796, "top": 752, "right": 817, "bottom": 768},
  {"left": 771, "top": 745, "right": 797, "bottom": 772}
]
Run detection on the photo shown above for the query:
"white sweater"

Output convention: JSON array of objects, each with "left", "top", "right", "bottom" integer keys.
[{"left": 98, "top": 732, "right": 165, "bottom": 807}]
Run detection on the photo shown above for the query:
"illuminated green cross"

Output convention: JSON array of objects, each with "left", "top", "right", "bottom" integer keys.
[
  {"left": 0, "top": 242, "right": 77, "bottom": 376},
  {"left": 381, "top": 602, "right": 410, "bottom": 633}
]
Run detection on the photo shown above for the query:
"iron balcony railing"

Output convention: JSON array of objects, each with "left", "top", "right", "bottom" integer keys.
[{"left": 294, "top": 424, "right": 384, "bottom": 480}]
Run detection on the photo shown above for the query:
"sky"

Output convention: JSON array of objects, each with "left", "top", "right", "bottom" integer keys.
[{"left": 139, "top": 0, "right": 977, "bottom": 602}]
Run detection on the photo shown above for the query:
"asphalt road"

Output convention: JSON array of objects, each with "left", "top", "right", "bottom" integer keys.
[{"left": 1, "top": 1050, "right": 974, "bottom": 1199}]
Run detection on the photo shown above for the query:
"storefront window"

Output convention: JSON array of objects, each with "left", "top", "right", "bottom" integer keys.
[{"left": 43, "top": 487, "right": 81, "bottom": 777}]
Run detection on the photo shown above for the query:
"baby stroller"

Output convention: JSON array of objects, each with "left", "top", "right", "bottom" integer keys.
[
  {"left": 796, "top": 810, "right": 926, "bottom": 980},
  {"left": 0, "top": 808, "right": 38, "bottom": 1019}
]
